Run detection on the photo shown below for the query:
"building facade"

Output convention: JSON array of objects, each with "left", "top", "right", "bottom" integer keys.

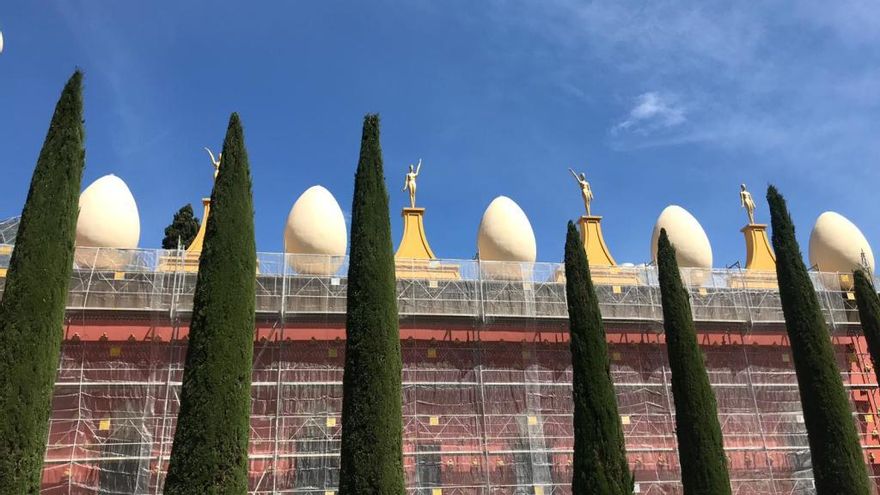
[{"left": 8, "top": 246, "right": 877, "bottom": 495}]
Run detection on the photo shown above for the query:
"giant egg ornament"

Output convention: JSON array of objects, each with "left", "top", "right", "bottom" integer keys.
[
  {"left": 477, "top": 196, "right": 537, "bottom": 279},
  {"left": 284, "top": 185, "right": 347, "bottom": 275},
  {"left": 75, "top": 174, "right": 141, "bottom": 269},
  {"left": 809, "top": 211, "right": 875, "bottom": 274},
  {"left": 651, "top": 205, "right": 713, "bottom": 284}
]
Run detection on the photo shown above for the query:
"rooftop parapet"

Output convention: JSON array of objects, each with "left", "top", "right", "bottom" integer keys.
[{"left": 0, "top": 246, "right": 873, "bottom": 328}]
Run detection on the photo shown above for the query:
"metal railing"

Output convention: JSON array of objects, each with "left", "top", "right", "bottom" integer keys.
[{"left": 0, "top": 245, "right": 872, "bottom": 327}]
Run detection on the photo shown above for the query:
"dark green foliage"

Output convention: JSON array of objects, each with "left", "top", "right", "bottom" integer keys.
[
  {"left": 0, "top": 71, "right": 86, "bottom": 494},
  {"left": 161, "top": 203, "right": 200, "bottom": 249},
  {"left": 767, "top": 185, "right": 870, "bottom": 494},
  {"left": 338, "top": 114, "right": 404, "bottom": 495},
  {"left": 164, "top": 113, "right": 256, "bottom": 495},
  {"left": 563, "top": 221, "right": 632, "bottom": 494},
  {"left": 854, "top": 270, "right": 880, "bottom": 386},
  {"left": 656, "top": 229, "right": 731, "bottom": 495}
]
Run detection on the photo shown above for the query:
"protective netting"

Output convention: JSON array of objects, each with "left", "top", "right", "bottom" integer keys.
[
  {"left": 0, "top": 247, "right": 874, "bottom": 494},
  {"left": 0, "top": 216, "right": 19, "bottom": 245},
  {"left": 0, "top": 247, "right": 862, "bottom": 327},
  {"left": 41, "top": 334, "right": 880, "bottom": 494}
]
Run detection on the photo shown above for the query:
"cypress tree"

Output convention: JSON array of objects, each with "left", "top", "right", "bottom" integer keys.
[
  {"left": 0, "top": 71, "right": 85, "bottom": 493},
  {"left": 164, "top": 113, "right": 256, "bottom": 495},
  {"left": 656, "top": 229, "right": 731, "bottom": 495},
  {"left": 161, "top": 203, "right": 200, "bottom": 249},
  {"left": 854, "top": 270, "right": 880, "bottom": 385},
  {"left": 767, "top": 185, "right": 870, "bottom": 494},
  {"left": 338, "top": 114, "right": 404, "bottom": 494},
  {"left": 563, "top": 221, "right": 632, "bottom": 494}
]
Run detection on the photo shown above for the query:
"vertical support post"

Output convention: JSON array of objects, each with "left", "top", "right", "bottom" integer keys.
[
  {"left": 155, "top": 246, "right": 185, "bottom": 494},
  {"left": 271, "top": 254, "right": 289, "bottom": 493},
  {"left": 476, "top": 364, "right": 492, "bottom": 493},
  {"left": 742, "top": 345, "right": 778, "bottom": 494},
  {"left": 66, "top": 343, "right": 85, "bottom": 493}
]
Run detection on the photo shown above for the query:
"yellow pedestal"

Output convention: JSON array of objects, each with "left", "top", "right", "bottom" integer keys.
[
  {"left": 579, "top": 215, "right": 616, "bottom": 267},
  {"left": 395, "top": 207, "right": 435, "bottom": 259},
  {"left": 157, "top": 197, "right": 260, "bottom": 274},
  {"left": 394, "top": 208, "right": 460, "bottom": 279},
  {"left": 159, "top": 198, "right": 210, "bottom": 273},
  {"left": 741, "top": 224, "right": 776, "bottom": 271},
  {"left": 555, "top": 216, "right": 640, "bottom": 286},
  {"left": 0, "top": 244, "right": 11, "bottom": 278},
  {"left": 729, "top": 224, "right": 778, "bottom": 289},
  {"left": 186, "top": 197, "right": 211, "bottom": 255}
]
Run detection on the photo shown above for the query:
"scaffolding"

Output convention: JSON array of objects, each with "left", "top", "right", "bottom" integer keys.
[
  {"left": 0, "top": 246, "right": 865, "bottom": 328},
  {"left": 0, "top": 216, "right": 19, "bottom": 245},
  {"left": 0, "top": 246, "right": 875, "bottom": 494}
]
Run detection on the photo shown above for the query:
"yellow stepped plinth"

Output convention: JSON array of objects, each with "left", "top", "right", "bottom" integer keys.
[
  {"left": 742, "top": 224, "right": 776, "bottom": 271},
  {"left": 185, "top": 197, "right": 211, "bottom": 255},
  {"left": 395, "top": 208, "right": 459, "bottom": 280},
  {"left": 396, "top": 258, "right": 461, "bottom": 280},
  {"left": 157, "top": 197, "right": 260, "bottom": 274},
  {"left": 159, "top": 197, "right": 210, "bottom": 273},
  {"left": 555, "top": 216, "right": 640, "bottom": 285},
  {"left": 395, "top": 208, "right": 435, "bottom": 259},
  {"left": 580, "top": 215, "right": 615, "bottom": 267},
  {"left": 733, "top": 224, "right": 777, "bottom": 289},
  {"left": 743, "top": 223, "right": 777, "bottom": 287},
  {"left": 0, "top": 244, "right": 10, "bottom": 277}
]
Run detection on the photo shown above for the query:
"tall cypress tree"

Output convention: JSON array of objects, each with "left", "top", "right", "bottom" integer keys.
[
  {"left": 164, "top": 113, "right": 256, "bottom": 495},
  {"left": 0, "top": 71, "right": 85, "bottom": 494},
  {"left": 563, "top": 221, "right": 632, "bottom": 494},
  {"left": 656, "top": 229, "right": 731, "bottom": 495},
  {"left": 854, "top": 270, "right": 880, "bottom": 385},
  {"left": 338, "top": 114, "right": 404, "bottom": 494},
  {"left": 767, "top": 185, "right": 870, "bottom": 494}
]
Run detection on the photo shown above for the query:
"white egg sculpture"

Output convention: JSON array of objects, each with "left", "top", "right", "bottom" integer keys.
[
  {"left": 477, "top": 196, "right": 537, "bottom": 279},
  {"left": 651, "top": 205, "right": 713, "bottom": 284},
  {"left": 75, "top": 174, "right": 141, "bottom": 269},
  {"left": 809, "top": 211, "right": 874, "bottom": 275},
  {"left": 284, "top": 185, "right": 347, "bottom": 275}
]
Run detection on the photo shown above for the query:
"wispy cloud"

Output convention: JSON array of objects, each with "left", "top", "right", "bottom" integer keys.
[
  {"left": 488, "top": 0, "right": 880, "bottom": 194},
  {"left": 613, "top": 92, "right": 686, "bottom": 134},
  {"left": 54, "top": 1, "right": 173, "bottom": 159}
]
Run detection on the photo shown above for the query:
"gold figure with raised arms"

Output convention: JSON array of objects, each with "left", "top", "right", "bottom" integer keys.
[
  {"left": 403, "top": 159, "right": 422, "bottom": 208},
  {"left": 569, "top": 168, "right": 593, "bottom": 216},
  {"left": 204, "top": 147, "right": 221, "bottom": 180}
]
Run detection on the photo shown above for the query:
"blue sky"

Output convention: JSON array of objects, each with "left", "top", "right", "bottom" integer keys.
[{"left": 1, "top": 1, "right": 878, "bottom": 265}]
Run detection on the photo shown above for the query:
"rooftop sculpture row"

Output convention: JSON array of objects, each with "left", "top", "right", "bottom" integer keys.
[{"left": 38, "top": 148, "right": 873, "bottom": 282}]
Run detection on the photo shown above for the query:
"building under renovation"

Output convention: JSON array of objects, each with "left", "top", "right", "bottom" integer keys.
[{"left": 1, "top": 170, "right": 878, "bottom": 495}]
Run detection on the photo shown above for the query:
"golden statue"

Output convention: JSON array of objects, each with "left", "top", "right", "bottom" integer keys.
[
  {"left": 569, "top": 168, "right": 593, "bottom": 216},
  {"left": 403, "top": 159, "right": 422, "bottom": 208},
  {"left": 204, "top": 147, "right": 221, "bottom": 180},
  {"left": 740, "top": 183, "right": 756, "bottom": 225}
]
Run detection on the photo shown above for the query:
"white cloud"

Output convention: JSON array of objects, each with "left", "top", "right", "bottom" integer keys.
[
  {"left": 55, "top": 1, "right": 173, "bottom": 159},
  {"left": 487, "top": 0, "right": 880, "bottom": 192},
  {"left": 614, "top": 92, "right": 686, "bottom": 134}
]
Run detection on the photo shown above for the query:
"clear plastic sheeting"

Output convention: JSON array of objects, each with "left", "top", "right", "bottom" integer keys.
[
  {"left": 0, "top": 246, "right": 870, "bottom": 329},
  {"left": 0, "top": 216, "right": 19, "bottom": 244},
  {"left": 40, "top": 335, "right": 880, "bottom": 494},
  {"left": 0, "top": 247, "right": 873, "bottom": 494}
]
